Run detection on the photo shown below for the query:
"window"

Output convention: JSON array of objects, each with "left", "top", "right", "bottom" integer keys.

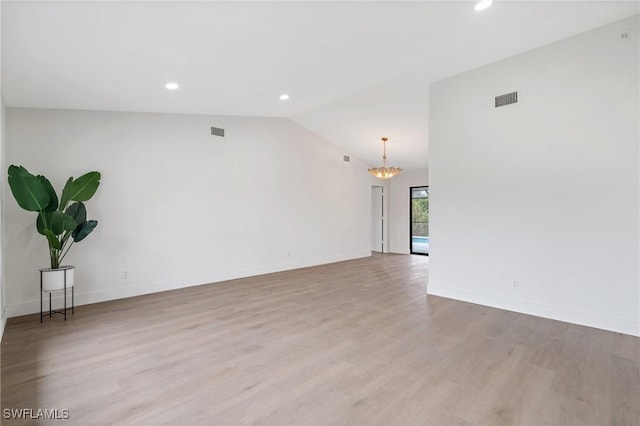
[{"left": 410, "top": 186, "right": 429, "bottom": 255}]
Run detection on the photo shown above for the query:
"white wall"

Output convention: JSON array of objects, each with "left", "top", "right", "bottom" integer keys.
[
  {"left": 429, "top": 15, "right": 639, "bottom": 336},
  {"left": 388, "top": 168, "right": 428, "bottom": 254},
  {"left": 5, "top": 108, "right": 378, "bottom": 316},
  {"left": 0, "top": 0, "right": 6, "bottom": 339},
  {"left": 0, "top": 101, "right": 5, "bottom": 339}
]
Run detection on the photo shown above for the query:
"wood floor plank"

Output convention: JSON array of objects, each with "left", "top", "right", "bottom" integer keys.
[{"left": 1, "top": 253, "right": 638, "bottom": 425}]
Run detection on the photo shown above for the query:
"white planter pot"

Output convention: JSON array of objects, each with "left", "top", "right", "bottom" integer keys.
[{"left": 41, "top": 266, "right": 75, "bottom": 292}]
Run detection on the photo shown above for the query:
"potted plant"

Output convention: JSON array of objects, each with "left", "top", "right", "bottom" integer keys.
[{"left": 7, "top": 165, "right": 101, "bottom": 291}]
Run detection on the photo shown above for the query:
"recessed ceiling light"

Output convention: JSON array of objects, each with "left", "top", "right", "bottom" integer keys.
[
  {"left": 165, "top": 82, "right": 179, "bottom": 90},
  {"left": 474, "top": 0, "right": 493, "bottom": 11},
  {"left": 279, "top": 94, "right": 290, "bottom": 101}
]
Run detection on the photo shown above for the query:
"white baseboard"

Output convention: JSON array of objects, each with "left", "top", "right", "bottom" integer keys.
[
  {"left": 428, "top": 283, "right": 640, "bottom": 337},
  {"left": 6, "top": 250, "right": 372, "bottom": 318}
]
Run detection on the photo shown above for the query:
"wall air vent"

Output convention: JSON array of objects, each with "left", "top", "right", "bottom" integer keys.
[
  {"left": 343, "top": 155, "right": 351, "bottom": 163},
  {"left": 211, "top": 127, "right": 225, "bottom": 137},
  {"left": 495, "top": 91, "right": 518, "bottom": 108}
]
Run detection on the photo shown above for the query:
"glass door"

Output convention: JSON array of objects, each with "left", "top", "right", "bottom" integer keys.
[{"left": 410, "top": 186, "right": 429, "bottom": 255}]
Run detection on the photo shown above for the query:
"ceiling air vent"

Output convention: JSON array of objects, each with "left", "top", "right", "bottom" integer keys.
[
  {"left": 211, "top": 127, "right": 225, "bottom": 137},
  {"left": 495, "top": 91, "right": 518, "bottom": 108}
]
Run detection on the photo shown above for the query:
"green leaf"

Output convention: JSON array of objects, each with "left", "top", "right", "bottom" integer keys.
[
  {"left": 38, "top": 175, "right": 58, "bottom": 212},
  {"left": 67, "top": 172, "right": 101, "bottom": 202},
  {"left": 36, "top": 212, "right": 48, "bottom": 235},
  {"left": 65, "top": 202, "right": 87, "bottom": 226},
  {"left": 44, "top": 229, "right": 62, "bottom": 250},
  {"left": 42, "top": 211, "right": 76, "bottom": 235},
  {"left": 58, "top": 177, "right": 73, "bottom": 211},
  {"left": 72, "top": 220, "right": 97, "bottom": 242},
  {"left": 47, "top": 211, "right": 64, "bottom": 235},
  {"left": 7, "top": 165, "right": 50, "bottom": 212},
  {"left": 61, "top": 212, "right": 78, "bottom": 231}
]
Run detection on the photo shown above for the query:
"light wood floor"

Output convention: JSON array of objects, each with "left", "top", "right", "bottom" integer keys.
[{"left": 2, "top": 253, "right": 639, "bottom": 425}]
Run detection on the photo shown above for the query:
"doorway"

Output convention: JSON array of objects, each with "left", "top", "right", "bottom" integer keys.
[
  {"left": 371, "top": 186, "right": 384, "bottom": 253},
  {"left": 410, "top": 186, "right": 429, "bottom": 255}
]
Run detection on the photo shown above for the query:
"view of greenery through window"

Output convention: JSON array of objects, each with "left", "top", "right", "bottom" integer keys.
[{"left": 411, "top": 188, "right": 429, "bottom": 237}]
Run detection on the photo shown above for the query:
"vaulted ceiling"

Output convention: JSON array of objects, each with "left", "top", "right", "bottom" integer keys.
[{"left": 3, "top": 1, "right": 638, "bottom": 169}]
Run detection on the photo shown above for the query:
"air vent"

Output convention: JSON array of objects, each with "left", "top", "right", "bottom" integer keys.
[
  {"left": 343, "top": 155, "right": 351, "bottom": 163},
  {"left": 495, "top": 91, "right": 518, "bottom": 108},
  {"left": 211, "top": 127, "right": 225, "bottom": 137}
]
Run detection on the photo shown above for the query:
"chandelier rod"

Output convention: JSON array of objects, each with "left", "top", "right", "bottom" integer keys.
[{"left": 382, "top": 137, "right": 388, "bottom": 167}]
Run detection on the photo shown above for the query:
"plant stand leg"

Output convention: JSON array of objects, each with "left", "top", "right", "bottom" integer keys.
[
  {"left": 64, "top": 281, "right": 67, "bottom": 321},
  {"left": 72, "top": 286, "right": 75, "bottom": 315},
  {"left": 40, "top": 281, "right": 43, "bottom": 324},
  {"left": 49, "top": 293, "right": 52, "bottom": 318}
]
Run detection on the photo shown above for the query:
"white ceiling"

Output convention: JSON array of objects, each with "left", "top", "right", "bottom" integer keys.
[{"left": 3, "top": 1, "right": 638, "bottom": 169}]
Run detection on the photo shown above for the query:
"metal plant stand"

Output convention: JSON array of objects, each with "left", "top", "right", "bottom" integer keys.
[{"left": 40, "top": 268, "right": 75, "bottom": 322}]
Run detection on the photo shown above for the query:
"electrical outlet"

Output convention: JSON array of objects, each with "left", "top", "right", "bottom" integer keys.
[
  {"left": 512, "top": 280, "right": 519, "bottom": 290},
  {"left": 123, "top": 271, "right": 128, "bottom": 279}
]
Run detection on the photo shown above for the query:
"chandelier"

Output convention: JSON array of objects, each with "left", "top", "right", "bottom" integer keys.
[{"left": 368, "top": 137, "right": 402, "bottom": 179}]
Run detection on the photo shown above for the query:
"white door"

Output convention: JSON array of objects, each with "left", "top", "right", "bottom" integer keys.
[{"left": 371, "top": 186, "right": 383, "bottom": 252}]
